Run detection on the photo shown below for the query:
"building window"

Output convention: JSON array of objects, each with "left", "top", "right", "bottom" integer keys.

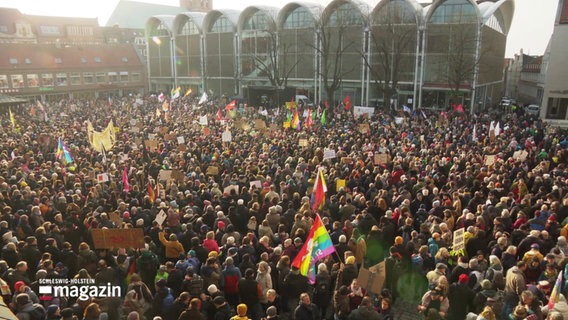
[
  {"left": 0, "top": 75, "right": 8, "bottom": 88},
  {"left": 120, "top": 71, "right": 128, "bottom": 82},
  {"left": 41, "top": 74, "right": 53, "bottom": 86},
  {"left": 131, "top": 73, "right": 140, "bottom": 82},
  {"left": 40, "top": 25, "right": 61, "bottom": 35},
  {"left": 122, "top": 57, "right": 128, "bottom": 63},
  {"left": 94, "top": 57, "right": 102, "bottom": 63},
  {"left": 81, "top": 57, "right": 87, "bottom": 64},
  {"left": 96, "top": 72, "right": 105, "bottom": 83},
  {"left": 56, "top": 73, "right": 67, "bottom": 86},
  {"left": 283, "top": 7, "right": 313, "bottom": 29},
  {"left": 108, "top": 72, "right": 118, "bottom": 83},
  {"left": 11, "top": 75, "right": 24, "bottom": 88},
  {"left": 209, "top": 16, "right": 232, "bottom": 33},
  {"left": 55, "top": 57, "right": 63, "bottom": 64},
  {"left": 26, "top": 74, "right": 39, "bottom": 87},
  {"left": 83, "top": 72, "right": 94, "bottom": 84},
  {"left": 70, "top": 72, "right": 81, "bottom": 85},
  {"left": 9, "top": 58, "right": 18, "bottom": 65}
]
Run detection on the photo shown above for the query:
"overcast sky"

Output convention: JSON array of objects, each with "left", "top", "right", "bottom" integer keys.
[{"left": 1, "top": 0, "right": 559, "bottom": 58}]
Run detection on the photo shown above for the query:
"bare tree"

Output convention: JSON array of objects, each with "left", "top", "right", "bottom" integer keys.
[{"left": 445, "top": 23, "right": 479, "bottom": 103}]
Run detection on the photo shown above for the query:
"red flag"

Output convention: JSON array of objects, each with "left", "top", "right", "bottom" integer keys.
[
  {"left": 216, "top": 109, "right": 223, "bottom": 121},
  {"left": 225, "top": 100, "right": 236, "bottom": 111},
  {"left": 305, "top": 108, "right": 313, "bottom": 128},
  {"left": 122, "top": 167, "right": 130, "bottom": 193},
  {"left": 343, "top": 96, "right": 351, "bottom": 110},
  {"left": 148, "top": 181, "right": 155, "bottom": 203}
]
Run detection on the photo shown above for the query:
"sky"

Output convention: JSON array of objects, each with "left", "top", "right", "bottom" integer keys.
[{"left": 1, "top": 0, "right": 559, "bottom": 58}]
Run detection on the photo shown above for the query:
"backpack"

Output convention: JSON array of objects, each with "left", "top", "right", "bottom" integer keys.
[{"left": 27, "top": 303, "right": 46, "bottom": 320}]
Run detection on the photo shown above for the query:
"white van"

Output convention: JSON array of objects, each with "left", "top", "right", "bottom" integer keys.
[
  {"left": 295, "top": 95, "right": 314, "bottom": 107},
  {"left": 525, "top": 104, "right": 540, "bottom": 117}
]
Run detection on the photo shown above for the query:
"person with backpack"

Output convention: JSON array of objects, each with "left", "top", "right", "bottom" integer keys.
[
  {"left": 14, "top": 293, "right": 46, "bottom": 320},
  {"left": 313, "top": 263, "right": 332, "bottom": 319}
]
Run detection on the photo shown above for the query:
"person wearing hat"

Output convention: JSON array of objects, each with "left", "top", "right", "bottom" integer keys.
[
  {"left": 231, "top": 303, "right": 249, "bottom": 320},
  {"left": 418, "top": 286, "right": 449, "bottom": 318},
  {"left": 12, "top": 280, "right": 39, "bottom": 305},
  {"left": 472, "top": 279, "right": 502, "bottom": 315},
  {"left": 46, "top": 304, "right": 60, "bottom": 320},
  {"left": 523, "top": 243, "right": 544, "bottom": 263},
  {"left": 237, "top": 268, "right": 262, "bottom": 320},
  {"left": 213, "top": 295, "right": 235, "bottom": 320},
  {"left": 14, "top": 293, "right": 46, "bottom": 320},
  {"left": 448, "top": 273, "right": 474, "bottom": 320}
]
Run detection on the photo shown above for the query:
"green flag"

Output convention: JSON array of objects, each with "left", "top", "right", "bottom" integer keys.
[{"left": 320, "top": 109, "right": 326, "bottom": 125}]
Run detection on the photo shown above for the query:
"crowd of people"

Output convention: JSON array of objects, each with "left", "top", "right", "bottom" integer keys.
[{"left": 1, "top": 93, "right": 568, "bottom": 320}]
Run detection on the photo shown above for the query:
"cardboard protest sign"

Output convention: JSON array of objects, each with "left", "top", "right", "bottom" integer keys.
[
  {"left": 369, "top": 261, "right": 386, "bottom": 294},
  {"left": 109, "top": 212, "right": 123, "bottom": 226},
  {"left": 374, "top": 153, "right": 389, "bottom": 165},
  {"left": 178, "top": 144, "right": 187, "bottom": 152},
  {"left": 154, "top": 210, "right": 167, "bottom": 225},
  {"left": 206, "top": 166, "right": 219, "bottom": 176},
  {"left": 91, "top": 228, "right": 145, "bottom": 249},
  {"left": 158, "top": 170, "right": 172, "bottom": 182},
  {"left": 269, "top": 124, "right": 278, "bottom": 132},
  {"left": 453, "top": 228, "right": 465, "bottom": 251},
  {"left": 144, "top": 140, "right": 158, "bottom": 151},
  {"left": 299, "top": 139, "right": 308, "bottom": 147},
  {"left": 97, "top": 173, "right": 109, "bottom": 183},
  {"left": 171, "top": 170, "right": 185, "bottom": 183},
  {"left": 341, "top": 157, "right": 352, "bottom": 164},
  {"left": 160, "top": 127, "right": 168, "bottom": 135},
  {"left": 249, "top": 180, "right": 262, "bottom": 189},
  {"left": 513, "top": 150, "right": 528, "bottom": 162},
  {"left": 485, "top": 155, "right": 496, "bottom": 166},
  {"left": 358, "top": 124, "right": 370, "bottom": 134},
  {"left": 224, "top": 185, "right": 239, "bottom": 195},
  {"left": 255, "top": 119, "right": 267, "bottom": 129}
]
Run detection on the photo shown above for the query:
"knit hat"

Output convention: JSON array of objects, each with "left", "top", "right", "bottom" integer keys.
[
  {"left": 237, "top": 304, "right": 247, "bottom": 317},
  {"left": 395, "top": 236, "right": 403, "bottom": 245},
  {"left": 213, "top": 296, "right": 226, "bottom": 305},
  {"left": 339, "top": 235, "right": 347, "bottom": 243},
  {"left": 14, "top": 281, "right": 25, "bottom": 292},
  {"left": 208, "top": 284, "right": 219, "bottom": 295},
  {"left": 346, "top": 256, "right": 356, "bottom": 265},
  {"left": 458, "top": 273, "right": 469, "bottom": 284},
  {"left": 47, "top": 305, "right": 59, "bottom": 316}
]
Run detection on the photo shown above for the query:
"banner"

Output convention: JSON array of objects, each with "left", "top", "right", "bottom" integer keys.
[{"left": 91, "top": 228, "right": 145, "bottom": 249}]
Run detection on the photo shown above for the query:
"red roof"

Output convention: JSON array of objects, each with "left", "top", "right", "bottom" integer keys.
[{"left": 0, "top": 43, "right": 143, "bottom": 70}]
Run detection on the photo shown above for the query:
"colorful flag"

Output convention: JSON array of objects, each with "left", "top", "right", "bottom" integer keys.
[
  {"left": 171, "top": 86, "right": 181, "bottom": 100},
  {"left": 452, "top": 103, "right": 464, "bottom": 113},
  {"left": 148, "top": 181, "right": 156, "bottom": 203},
  {"left": 311, "top": 168, "right": 327, "bottom": 212},
  {"left": 403, "top": 105, "right": 412, "bottom": 113},
  {"left": 549, "top": 271, "right": 563, "bottom": 309},
  {"left": 184, "top": 88, "right": 192, "bottom": 97},
  {"left": 9, "top": 107, "right": 15, "bottom": 128},
  {"left": 56, "top": 138, "right": 73, "bottom": 164},
  {"left": 122, "top": 167, "right": 130, "bottom": 193},
  {"left": 225, "top": 100, "right": 236, "bottom": 111},
  {"left": 158, "top": 92, "right": 165, "bottom": 102},
  {"left": 108, "top": 96, "right": 112, "bottom": 106},
  {"left": 37, "top": 100, "right": 48, "bottom": 121},
  {"left": 291, "top": 213, "right": 336, "bottom": 284},
  {"left": 320, "top": 109, "right": 327, "bottom": 126},
  {"left": 305, "top": 108, "right": 313, "bottom": 128},
  {"left": 343, "top": 96, "right": 351, "bottom": 110},
  {"left": 291, "top": 110, "right": 300, "bottom": 129},
  {"left": 162, "top": 100, "right": 170, "bottom": 112},
  {"left": 494, "top": 121, "right": 501, "bottom": 136},
  {"left": 216, "top": 109, "right": 223, "bottom": 121},
  {"left": 198, "top": 92, "right": 208, "bottom": 105}
]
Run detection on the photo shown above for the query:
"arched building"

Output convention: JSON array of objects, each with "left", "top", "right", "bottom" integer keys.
[{"left": 145, "top": 0, "right": 514, "bottom": 112}]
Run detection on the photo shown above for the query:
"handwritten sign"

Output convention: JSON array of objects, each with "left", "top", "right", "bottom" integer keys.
[
  {"left": 145, "top": 140, "right": 158, "bottom": 151},
  {"left": 323, "top": 149, "right": 336, "bottom": 160},
  {"left": 249, "top": 180, "right": 262, "bottom": 189},
  {"left": 154, "top": 210, "right": 167, "bottom": 225},
  {"left": 206, "top": 166, "right": 219, "bottom": 176},
  {"left": 91, "top": 228, "right": 145, "bottom": 249},
  {"left": 97, "top": 173, "right": 109, "bottom": 183},
  {"left": 222, "top": 131, "right": 232, "bottom": 142},
  {"left": 485, "top": 155, "right": 496, "bottom": 166},
  {"left": 374, "top": 153, "right": 388, "bottom": 165},
  {"left": 199, "top": 115, "right": 208, "bottom": 126},
  {"left": 109, "top": 212, "right": 123, "bottom": 226},
  {"left": 299, "top": 139, "right": 308, "bottom": 147},
  {"left": 513, "top": 150, "right": 528, "bottom": 162},
  {"left": 171, "top": 170, "right": 185, "bottom": 183},
  {"left": 453, "top": 228, "right": 465, "bottom": 252}
]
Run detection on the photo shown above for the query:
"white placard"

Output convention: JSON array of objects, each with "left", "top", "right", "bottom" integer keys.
[
  {"left": 222, "top": 131, "right": 232, "bottom": 142},
  {"left": 199, "top": 115, "right": 208, "bottom": 126},
  {"left": 249, "top": 180, "right": 262, "bottom": 189},
  {"left": 97, "top": 173, "right": 109, "bottom": 183},
  {"left": 323, "top": 149, "right": 336, "bottom": 160},
  {"left": 148, "top": 133, "right": 156, "bottom": 140},
  {"left": 177, "top": 136, "right": 185, "bottom": 144},
  {"left": 154, "top": 210, "right": 167, "bottom": 225},
  {"left": 395, "top": 117, "right": 404, "bottom": 124}
]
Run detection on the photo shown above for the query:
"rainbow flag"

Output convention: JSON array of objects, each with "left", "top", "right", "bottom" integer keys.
[
  {"left": 549, "top": 270, "right": 563, "bottom": 309},
  {"left": 56, "top": 138, "right": 73, "bottom": 164},
  {"left": 311, "top": 168, "right": 327, "bottom": 212},
  {"left": 292, "top": 213, "right": 336, "bottom": 283}
]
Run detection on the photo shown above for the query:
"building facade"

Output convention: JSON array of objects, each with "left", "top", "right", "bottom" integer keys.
[
  {"left": 541, "top": 0, "right": 568, "bottom": 123},
  {"left": 0, "top": 8, "right": 147, "bottom": 101},
  {"left": 146, "top": 0, "right": 514, "bottom": 112}
]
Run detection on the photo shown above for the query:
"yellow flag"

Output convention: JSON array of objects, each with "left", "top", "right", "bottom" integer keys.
[
  {"left": 184, "top": 88, "right": 192, "bottom": 97},
  {"left": 9, "top": 107, "right": 15, "bottom": 128}
]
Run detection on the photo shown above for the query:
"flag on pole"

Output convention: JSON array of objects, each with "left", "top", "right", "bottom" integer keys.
[
  {"left": 291, "top": 213, "right": 336, "bottom": 284},
  {"left": 9, "top": 107, "right": 15, "bottom": 128},
  {"left": 108, "top": 96, "right": 112, "bottom": 106},
  {"left": 452, "top": 104, "right": 465, "bottom": 113},
  {"left": 548, "top": 271, "right": 563, "bottom": 309},
  {"left": 216, "top": 109, "right": 223, "bottom": 121},
  {"left": 225, "top": 100, "right": 236, "bottom": 111},
  {"left": 343, "top": 96, "right": 351, "bottom": 110},
  {"left": 494, "top": 121, "right": 501, "bottom": 137},
  {"left": 158, "top": 92, "right": 165, "bottom": 102},
  {"left": 311, "top": 168, "right": 327, "bottom": 212},
  {"left": 56, "top": 138, "right": 73, "bottom": 164},
  {"left": 291, "top": 110, "right": 300, "bottom": 129},
  {"left": 305, "top": 108, "right": 313, "bottom": 128},
  {"left": 489, "top": 121, "right": 495, "bottom": 136},
  {"left": 472, "top": 124, "right": 477, "bottom": 142},
  {"left": 148, "top": 181, "right": 156, "bottom": 203},
  {"left": 184, "top": 88, "right": 192, "bottom": 97},
  {"left": 171, "top": 86, "right": 181, "bottom": 100},
  {"left": 198, "top": 92, "right": 208, "bottom": 105},
  {"left": 320, "top": 109, "right": 327, "bottom": 126},
  {"left": 403, "top": 105, "right": 412, "bottom": 113},
  {"left": 122, "top": 167, "right": 130, "bottom": 193},
  {"left": 37, "top": 100, "right": 48, "bottom": 121}
]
